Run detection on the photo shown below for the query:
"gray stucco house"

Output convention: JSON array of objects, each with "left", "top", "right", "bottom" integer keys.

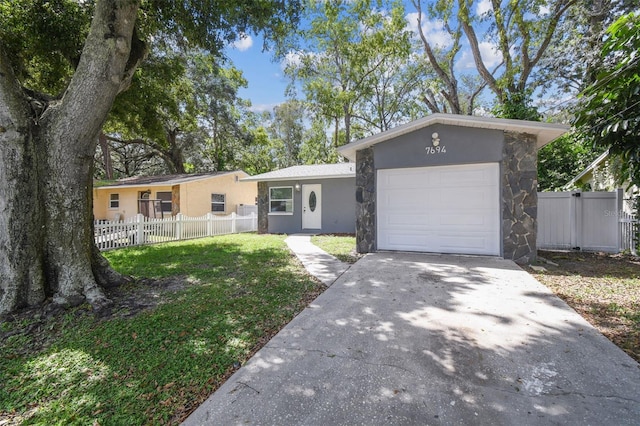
[
  {"left": 243, "top": 163, "right": 356, "bottom": 234},
  {"left": 337, "top": 113, "right": 568, "bottom": 264}
]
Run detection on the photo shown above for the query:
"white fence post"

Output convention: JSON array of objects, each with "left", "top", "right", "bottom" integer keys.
[
  {"left": 136, "top": 214, "right": 144, "bottom": 245},
  {"left": 231, "top": 212, "right": 236, "bottom": 234},
  {"left": 176, "top": 213, "right": 183, "bottom": 240},
  {"left": 206, "top": 212, "right": 213, "bottom": 236},
  {"left": 616, "top": 188, "right": 624, "bottom": 251}
]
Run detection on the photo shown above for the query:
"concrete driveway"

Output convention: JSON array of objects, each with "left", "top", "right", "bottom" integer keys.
[{"left": 184, "top": 253, "right": 640, "bottom": 425}]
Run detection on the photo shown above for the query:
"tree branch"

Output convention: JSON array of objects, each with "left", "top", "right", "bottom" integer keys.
[
  {"left": 458, "top": 0, "right": 502, "bottom": 99},
  {"left": 413, "top": 0, "right": 461, "bottom": 113},
  {"left": 54, "top": 0, "right": 141, "bottom": 157},
  {"left": 522, "top": 0, "right": 578, "bottom": 90}
]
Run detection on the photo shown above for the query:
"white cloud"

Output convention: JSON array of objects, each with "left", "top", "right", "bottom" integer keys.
[
  {"left": 232, "top": 34, "right": 253, "bottom": 52},
  {"left": 249, "top": 103, "right": 279, "bottom": 113},
  {"left": 458, "top": 42, "right": 503, "bottom": 69},
  {"left": 405, "top": 12, "right": 453, "bottom": 49},
  {"left": 280, "top": 50, "right": 303, "bottom": 72},
  {"left": 476, "top": 0, "right": 493, "bottom": 16},
  {"left": 539, "top": 5, "right": 550, "bottom": 15}
]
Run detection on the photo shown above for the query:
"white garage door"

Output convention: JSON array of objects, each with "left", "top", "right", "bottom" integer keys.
[{"left": 377, "top": 163, "right": 500, "bottom": 255}]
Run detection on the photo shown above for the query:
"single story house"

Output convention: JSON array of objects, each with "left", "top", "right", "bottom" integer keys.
[
  {"left": 337, "top": 113, "right": 568, "bottom": 264},
  {"left": 242, "top": 163, "right": 356, "bottom": 234},
  {"left": 565, "top": 149, "right": 637, "bottom": 213},
  {"left": 93, "top": 171, "right": 257, "bottom": 221}
]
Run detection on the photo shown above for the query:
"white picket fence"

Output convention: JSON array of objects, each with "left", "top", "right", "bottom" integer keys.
[
  {"left": 94, "top": 212, "right": 258, "bottom": 251},
  {"left": 620, "top": 211, "right": 639, "bottom": 254}
]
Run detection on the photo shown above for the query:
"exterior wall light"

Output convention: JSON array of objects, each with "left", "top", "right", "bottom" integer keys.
[
  {"left": 295, "top": 182, "right": 301, "bottom": 191},
  {"left": 432, "top": 132, "right": 440, "bottom": 146}
]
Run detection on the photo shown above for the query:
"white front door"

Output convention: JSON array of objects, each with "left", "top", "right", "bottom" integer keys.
[
  {"left": 302, "top": 184, "right": 322, "bottom": 230},
  {"left": 377, "top": 163, "right": 500, "bottom": 255}
]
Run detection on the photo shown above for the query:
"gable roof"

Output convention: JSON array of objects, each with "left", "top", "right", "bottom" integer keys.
[
  {"left": 95, "top": 171, "right": 246, "bottom": 189},
  {"left": 338, "top": 113, "right": 569, "bottom": 161},
  {"left": 241, "top": 163, "right": 355, "bottom": 182},
  {"left": 564, "top": 149, "right": 610, "bottom": 188}
]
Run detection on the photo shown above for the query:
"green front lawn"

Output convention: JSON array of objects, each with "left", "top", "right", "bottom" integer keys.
[
  {"left": 0, "top": 234, "right": 324, "bottom": 425},
  {"left": 311, "top": 235, "right": 360, "bottom": 264}
]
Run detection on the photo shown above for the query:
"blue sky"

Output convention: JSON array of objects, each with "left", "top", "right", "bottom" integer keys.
[
  {"left": 224, "top": 35, "right": 291, "bottom": 113},
  {"left": 221, "top": 0, "right": 554, "bottom": 115}
]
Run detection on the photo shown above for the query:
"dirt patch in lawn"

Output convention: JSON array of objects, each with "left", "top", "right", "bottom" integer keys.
[
  {"left": 525, "top": 250, "right": 640, "bottom": 363},
  {"left": 0, "top": 276, "right": 191, "bottom": 356}
]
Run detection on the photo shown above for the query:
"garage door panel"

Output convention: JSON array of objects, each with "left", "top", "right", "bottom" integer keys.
[
  {"left": 380, "top": 211, "right": 496, "bottom": 228},
  {"left": 377, "top": 163, "right": 500, "bottom": 255},
  {"left": 437, "top": 169, "right": 495, "bottom": 186},
  {"left": 382, "top": 231, "right": 497, "bottom": 255}
]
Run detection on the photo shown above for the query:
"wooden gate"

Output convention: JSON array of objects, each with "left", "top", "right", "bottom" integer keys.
[{"left": 537, "top": 189, "right": 623, "bottom": 252}]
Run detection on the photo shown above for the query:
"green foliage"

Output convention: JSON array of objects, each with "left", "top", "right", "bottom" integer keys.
[
  {"left": 299, "top": 117, "right": 340, "bottom": 165},
  {"left": 574, "top": 12, "right": 640, "bottom": 193},
  {"left": 269, "top": 100, "right": 307, "bottom": 167},
  {"left": 0, "top": 0, "right": 92, "bottom": 94},
  {"left": 286, "top": 0, "right": 412, "bottom": 144},
  {"left": 0, "top": 234, "right": 323, "bottom": 424},
  {"left": 491, "top": 92, "right": 541, "bottom": 121},
  {"left": 1, "top": 0, "right": 301, "bottom": 96},
  {"left": 537, "top": 133, "right": 604, "bottom": 191}
]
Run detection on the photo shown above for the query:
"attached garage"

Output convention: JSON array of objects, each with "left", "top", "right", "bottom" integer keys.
[
  {"left": 377, "top": 163, "right": 500, "bottom": 255},
  {"left": 338, "top": 113, "right": 568, "bottom": 264}
]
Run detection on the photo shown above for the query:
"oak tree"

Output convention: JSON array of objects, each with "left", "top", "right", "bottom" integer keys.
[{"left": 0, "top": 0, "right": 300, "bottom": 314}]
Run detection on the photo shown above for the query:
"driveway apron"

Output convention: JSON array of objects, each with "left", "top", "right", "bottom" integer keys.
[{"left": 183, "top": 253, "right": 640, "bottom": 425}]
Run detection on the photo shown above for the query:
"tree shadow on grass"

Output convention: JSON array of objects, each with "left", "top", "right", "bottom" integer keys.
[
  {"left": 537, "top": 250, "right": 640, "bottom": 279},
  {"left": 0, "top": 234, "right": 325, "bottom": 425}
]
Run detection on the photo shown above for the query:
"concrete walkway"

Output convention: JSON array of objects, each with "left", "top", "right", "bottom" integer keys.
[
  {"left": 183, "top": 252, "right": 640, "bottom": 425},
  {"left": 284, "top": 234, "right": 351, "bottom": 286}
]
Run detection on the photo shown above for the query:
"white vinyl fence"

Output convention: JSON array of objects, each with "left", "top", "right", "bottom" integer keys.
[
  {"left": 95, "top": 212, "right": 257, "bottom": 251},
  {"left": 538, "top": 189, "right": 638, "bottom": 253}
]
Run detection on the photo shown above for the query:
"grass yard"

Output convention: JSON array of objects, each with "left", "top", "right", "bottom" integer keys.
[
  {"left": 527, "top": 251, "right": 640, "bottom": 363},
  {"left": 0, "top": 234, "right": 325, "bottom": 425},
  {"left": 311, "top": 235, "right": 361, "bottom": 264}
]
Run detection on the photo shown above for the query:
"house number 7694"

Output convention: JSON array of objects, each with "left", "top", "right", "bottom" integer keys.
[{"left": 425, "top": 145, "right": 446, "bottom": 154}]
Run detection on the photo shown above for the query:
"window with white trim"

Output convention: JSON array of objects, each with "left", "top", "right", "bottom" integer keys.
[
  {"left": 269, "top": 186, "right": 293, "bottom": 214},
  {"left": 211, "top": 193, "right": 226, "bottom": 213},
  {"left": 109, "top": 193, "right": 119, "bottom": 209}
]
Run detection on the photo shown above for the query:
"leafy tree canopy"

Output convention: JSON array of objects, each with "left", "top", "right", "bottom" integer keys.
[
  {"left": 574, "top": 11, "right": 640, "bottom": 188},
  {"left": 0, "top": 0, "right": 301, "bottom": 96}
]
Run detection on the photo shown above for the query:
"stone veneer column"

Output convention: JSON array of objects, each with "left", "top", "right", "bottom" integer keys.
[
  {"left": 502, "top": 131, "right": 537, "bottom": 264},
  {"left": 257, "top": 181, "right": 269, "bottom": 234},
  {"left": 356, "top": 148, "right": 376, "bottom": 253}
]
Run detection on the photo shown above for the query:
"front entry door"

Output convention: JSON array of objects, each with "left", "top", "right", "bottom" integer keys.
[{"left": 302, "top": 184, "right": 322, "bottom": 230}]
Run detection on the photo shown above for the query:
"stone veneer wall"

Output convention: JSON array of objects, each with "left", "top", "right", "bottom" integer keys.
[
  {"left": 355, "top": 148, "right": 376, "bottom": 253},
  {"left": 257, "top": 181, "right": 269, "bottom": 234},
  {"left": 502, "top": 131, "right": 538, "bottom": 264}
]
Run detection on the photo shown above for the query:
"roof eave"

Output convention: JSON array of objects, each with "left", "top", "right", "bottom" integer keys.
[
  {"left": 241, "top": 173, "right": 355, "bottom": 182},
  {"left": 94, "top": 170, "right": 246, "bottom": 189},
  {"left": 337, "top": 113, "right": 570, "bottom": 161}
]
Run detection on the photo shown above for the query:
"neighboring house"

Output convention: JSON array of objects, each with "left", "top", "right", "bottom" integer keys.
[
  {"left": 337, "top": 113, "right": 568, "bottom": 264},
  {"left": 93, "top": 171, "right": 257, "bottom": 221},
  {"left": 565, "top": 149, "right": 638, "bottom": 213},
  {"left": 242, "top": 163, "right": 356, "bottom": 234}
]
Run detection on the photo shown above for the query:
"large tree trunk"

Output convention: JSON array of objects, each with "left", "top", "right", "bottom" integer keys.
[{"left": 0, "top": 0, "right": 142, "bottom": 315}]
